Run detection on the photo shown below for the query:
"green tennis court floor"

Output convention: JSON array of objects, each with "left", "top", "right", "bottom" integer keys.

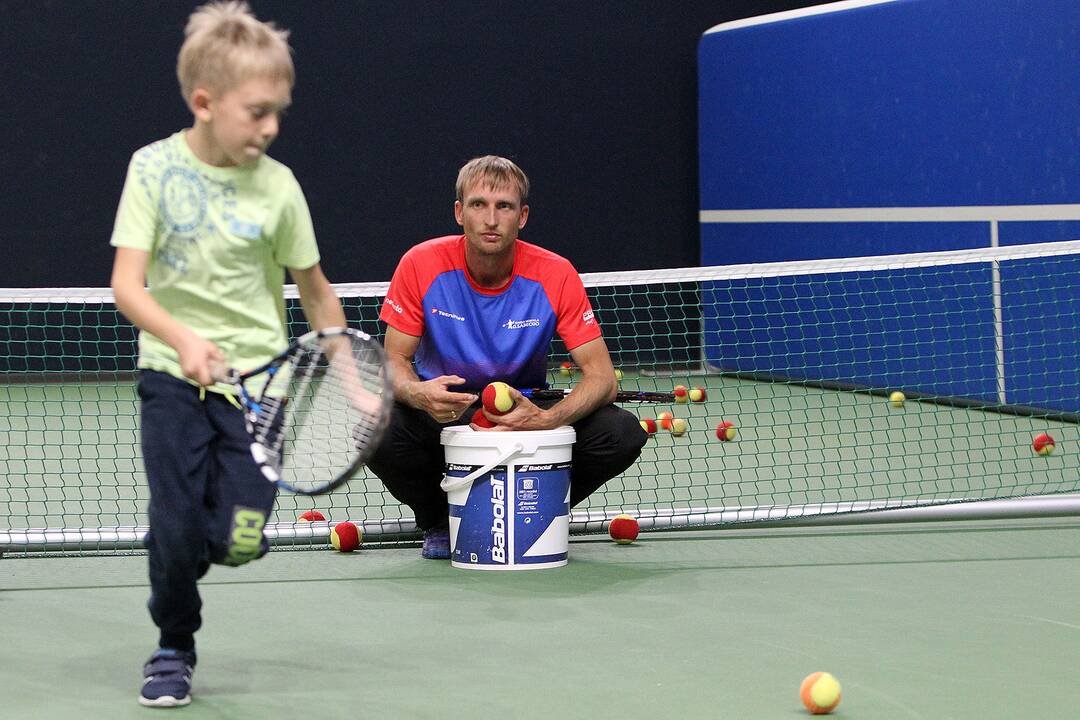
[{"left": 4, "top": 518, "right": 1080, "bottom": 719}]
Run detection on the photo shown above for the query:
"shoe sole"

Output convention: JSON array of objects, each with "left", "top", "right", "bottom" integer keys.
[{"left": 138, "top": 694, "right": 191, "bottom": 708}]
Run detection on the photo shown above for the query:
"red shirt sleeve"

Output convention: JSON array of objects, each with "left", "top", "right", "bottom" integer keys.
[
  {"left": 380, "top": 247, "right": 426, "bottom": 336},
  {"left": 551, "top": 260, "right": 602, "bottom": 351}
]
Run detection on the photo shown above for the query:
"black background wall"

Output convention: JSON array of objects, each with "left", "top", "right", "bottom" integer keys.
[{"left": 1, "top": 0, "right": 819, "bottom": 287}]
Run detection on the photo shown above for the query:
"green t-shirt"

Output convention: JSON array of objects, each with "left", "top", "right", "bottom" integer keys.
[{"left": 110, "top": 131, "right": 320, "bottom": 385}]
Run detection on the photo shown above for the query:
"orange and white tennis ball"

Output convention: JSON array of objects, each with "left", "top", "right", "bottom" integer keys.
[
  {"left": 800, "top": 671, "right": 841, "bottom": 715},
  {"left": 889, "top": 390, "right": 906, "bottom": 408},
  {"left": 298, "top": 510, "right": 325, "bottom": 522},
  {"left": 609, "top": 514, "right": 639, "bottom": 544},
  {"left": 657, "top": 411, "right": 675, "bottom": 431},
  {"left": 482, "top": 381, "right": 515, "bottom": 415},
  {"left": 639, "top": 418, "right": 657, "bottom": 435},
  {"left": 669, "top": 418, "right": 689, "bottom": 436},
  {"left": 673, "top": 385, "right": 689, "bottom": 404},
  {"left": 330, "top": 521, "right": 361, "bottom": 552},
  {"left": 1033, "top": 433, "right": 1056, "bottom": 456},
  {"left": 560, "top": 361, "right": 574, "bottom": 376},
  {"left": 716, "top": 420, "right": 737, "bottom": 441},
  {"left": 688, "top": 386, "right": 707, "bottom": 403},
  {"left": 471, "top": 407, "right": 497, "bottom": 429}
]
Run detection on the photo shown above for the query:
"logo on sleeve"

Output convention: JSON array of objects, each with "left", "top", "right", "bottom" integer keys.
[
  {"left": 582, "top": 310, "right": 595, "bottom": 325},
  {"left": 383, "top": 297, "right": 403, "bottom": 314}
]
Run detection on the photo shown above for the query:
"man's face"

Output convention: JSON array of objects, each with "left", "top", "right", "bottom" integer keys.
[
  {"left": 203, "top": 76, "right": 292, "bottom": 167},
  {"left": 454, "top": 179, "right": 529, "bottom": 258}
]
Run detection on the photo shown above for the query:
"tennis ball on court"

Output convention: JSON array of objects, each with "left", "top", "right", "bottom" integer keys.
[
  {"left": 669, "top": 418, "right": 689, "bottom": 436},
  {"left": 657, "top": 411, "right": 675, "bottom": 431},
  {"left": 800, "top": 672, "right": 841, "bottom": 715},
  {"left": 639, "top": 418, "right": 658, "bottom": 435},
  {"left": 471, "top": 408, "right": 497, "bottom": 429},
  {"left": 482, "top": 381, "right": 515, "bottom": 415},
  {"left": 614, "top": 368, "right": 624, "bottom": 381},
  {"left": 889, "top": 390, "right": 906, "bottom": 408},
  {"left": 673, "top": 385, "right": 690, "bottom": 403},
  {"left": 716, "top": 420, "right": 737, "bottom": 441},
  {"left": 331, "top": 521, "right": 361, "bottom": 553},
  {"left": 560, "top": 361, "right": 574, "bottom": 376},
  {"left": 688, "top": 386, "right": 707, "bottom": 403},
  {"left": 1033, "top": 433, "right": 1056, "bottom": 456},
  {"left": 609, "top": 514, "right": 639, "bottom": 544},
  {"left": 297, "top": 510, "right": 325, "bottom": 522}
]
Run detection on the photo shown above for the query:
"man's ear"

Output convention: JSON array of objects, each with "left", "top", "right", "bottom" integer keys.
[
  {"left": 454, "top": 200, "right": 464, "bottom": 227},
  {"left": 518, "top": 204, "right": 529, "bottom": 229}
]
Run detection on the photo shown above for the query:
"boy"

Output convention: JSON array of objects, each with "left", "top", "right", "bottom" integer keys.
[{"left": 109, "top": 1, "right": 346, "bottom": 707}]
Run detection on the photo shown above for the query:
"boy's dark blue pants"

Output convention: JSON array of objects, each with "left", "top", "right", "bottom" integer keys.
[{"left": 138, "top": 370, "right": 277, "bottom": 652}]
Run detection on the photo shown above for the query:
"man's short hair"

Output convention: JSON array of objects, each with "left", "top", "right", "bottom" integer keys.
[
  {"left": 177, "top": 1, "right": 294, "bottom": 106},
  {"left": 455, "top": 156, "right": 530, "bottom": 204}
]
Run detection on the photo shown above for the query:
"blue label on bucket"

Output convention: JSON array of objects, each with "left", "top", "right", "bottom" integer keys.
[
  {"left": 446, "top": 461, "right": 570, "bottom": 567},
  {"left": 511, "top": 462, "right": 571, "bottom": 564}
]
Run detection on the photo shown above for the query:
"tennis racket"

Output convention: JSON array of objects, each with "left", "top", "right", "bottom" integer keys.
[
  {"left": 213, "top": 327, "right": 392, "bottom": 495},
  {"left": 520, "top": 388, "right": 692, "bottom": 403}
]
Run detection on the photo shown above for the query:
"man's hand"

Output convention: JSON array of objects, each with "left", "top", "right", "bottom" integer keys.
[
  {"left": 471, "top": 388, "right": 554, "bottom": 431},
  {"left": 176, "top": 331, "right": 225, "bottom": 387},
  {"left": 407, "top": 375, "right": 478, "bottom": 423}
]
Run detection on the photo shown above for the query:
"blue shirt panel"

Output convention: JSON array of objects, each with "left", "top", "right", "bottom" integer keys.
[{"left": 415, "top": 269, "right": 556, "bottom": 391}]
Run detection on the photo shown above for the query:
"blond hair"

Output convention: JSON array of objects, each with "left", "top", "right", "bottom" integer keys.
[
  {"left": 455, "top": 156, "right": 530, "bottom": 204},
  {"left": 177, "top": 1, "right": 294, "bottom": 105}
]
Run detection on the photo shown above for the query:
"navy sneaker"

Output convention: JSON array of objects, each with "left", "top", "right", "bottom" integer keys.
[
  {"left": 139, "top": 648, "right": 195, "bottom": 708},
  {"left": 421, "top": 528, "right": 450, "bottom": 559}
]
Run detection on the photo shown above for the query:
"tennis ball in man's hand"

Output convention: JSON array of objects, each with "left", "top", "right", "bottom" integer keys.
[
  {"left": 800, "top": 672, "right": 841, "bottom": 715},
  {"left": 608, "top": 514, "right": 639, "bottom": 544},
  {"left": 298, "top": 510, "right": 325, "bottom": 522},
  {"left": 331, "top": 521, "right": 361, "bottom": 552},
  {"left": 716, "top": 421, "right": 737, "bottom": 441},
  {"left": 688, "top": 387, "right": 707, "bottom": 402},
  {"left": 614, "top": 368, "right": 624, "bottom": 381},
  {"left": 482, "top": 381, "right": 515, "bottom": 415},
  {"left": 1033, "top": 433, "right": 1056, "bottom": 456},
  {"left": 657, "top": 412, "right": 675, "bottom": 431},
  {"left": 889, "top": 390, "right": 906, "bottom": 408},
  {"left": 471, "top": 408, "right": 497, "bottom": 429},
  {"left": 673, "top": 385, "right": 689, "bottom": 403},
  {"left": 669, "top": 418, "right": 689, "bottom": 436},
  {"left": 639, "top": 418, "right": 657, "bottom": 435}
]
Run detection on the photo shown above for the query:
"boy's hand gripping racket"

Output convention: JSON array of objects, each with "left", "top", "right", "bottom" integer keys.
[{"left": 213, "top": 327, "right": 392, "bottom": 495}]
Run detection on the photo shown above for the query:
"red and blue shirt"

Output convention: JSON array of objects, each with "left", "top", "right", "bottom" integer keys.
[{"left": 380, "top": 235, "right": 600, "bottom": 391}]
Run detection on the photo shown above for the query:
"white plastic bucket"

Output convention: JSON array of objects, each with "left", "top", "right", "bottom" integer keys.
[{"left": 440, "top": 426, "right": 576, "bottom": 570}]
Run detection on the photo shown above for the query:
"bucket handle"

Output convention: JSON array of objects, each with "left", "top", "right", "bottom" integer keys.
[{"left": 440, "top": 442, "right": 525, "bottom": 493}]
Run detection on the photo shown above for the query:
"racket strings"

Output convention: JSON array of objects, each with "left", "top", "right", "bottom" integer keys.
[{"left": 267, "top": 335, "right": 389, "bottom": 493}]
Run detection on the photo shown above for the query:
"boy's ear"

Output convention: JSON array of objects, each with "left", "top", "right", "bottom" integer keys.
[{"left": 190, "top": 88, "right": 214, "bottom": 122}]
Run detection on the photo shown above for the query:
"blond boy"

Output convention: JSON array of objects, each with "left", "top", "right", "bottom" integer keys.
[{"left": 109, "top": 1, "right": 345, "bottom": 707}]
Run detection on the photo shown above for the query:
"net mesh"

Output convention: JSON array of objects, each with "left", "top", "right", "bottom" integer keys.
[{"left": 3, "top": 241, "right": 1079, "bottom": 554}]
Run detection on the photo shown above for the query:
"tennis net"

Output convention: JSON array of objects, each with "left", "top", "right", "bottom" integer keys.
[{"left": 3, "top": 240, "right": 1079, "bottom": 554}]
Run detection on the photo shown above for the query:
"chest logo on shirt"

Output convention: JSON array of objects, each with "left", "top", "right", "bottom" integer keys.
[
  {"left": 160, "top": 167, "right": 206, "bottom": 234},
  {"left": 431, "top": 306, "right": 465, "bottom": 322},
  {"left": 502, "top": 318, "right": 541, "bottom": 330}
]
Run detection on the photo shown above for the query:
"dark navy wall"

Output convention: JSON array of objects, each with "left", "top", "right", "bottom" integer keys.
[{"left": 0, "top": 0, "right": 818, "bottom": 288}]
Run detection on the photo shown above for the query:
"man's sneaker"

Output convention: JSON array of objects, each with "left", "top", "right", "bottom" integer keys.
[
  {"left": 421, "top": 528, "right": 450, "bottom": 559},
  {"left": 139, "top": 648, "right": 195, "bottom": 707}
]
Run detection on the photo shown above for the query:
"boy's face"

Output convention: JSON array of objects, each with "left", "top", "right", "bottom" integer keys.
[
  {"left": 454, "top": 179, "right": 529, "bottom": 259},
  {"left": 196, "top": 76, "right": 292, "bottom": 167}
]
